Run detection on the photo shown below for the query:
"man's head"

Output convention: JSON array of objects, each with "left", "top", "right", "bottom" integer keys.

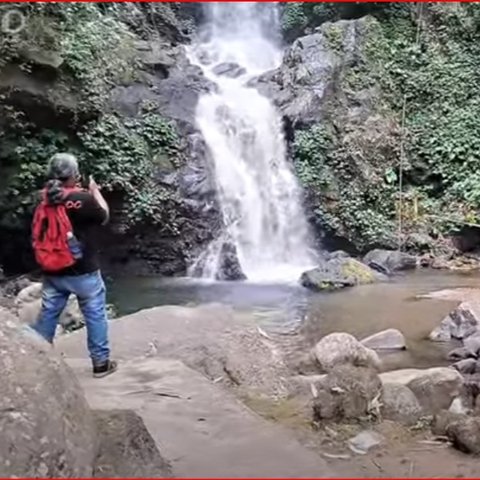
[{"left": 46, "top": 153, "right": 79, "bottom": 187}]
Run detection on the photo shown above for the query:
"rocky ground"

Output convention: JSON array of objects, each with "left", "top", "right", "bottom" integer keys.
[{"left": 4, "top": 274, "right": 480, "bottom": 477}]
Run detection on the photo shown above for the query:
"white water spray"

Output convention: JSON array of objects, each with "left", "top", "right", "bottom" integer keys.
[{"left": 188, "top": 3, "right": 316, "bottom": 282}]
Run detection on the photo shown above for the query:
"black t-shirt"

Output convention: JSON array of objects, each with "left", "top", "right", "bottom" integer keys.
[{"left": 53, "top": 191, "right": 107, "bottom": 276}]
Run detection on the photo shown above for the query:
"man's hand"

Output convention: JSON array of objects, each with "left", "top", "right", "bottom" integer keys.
[
  {"left": 89, "top": 176, "right": 100, "bottom": 192},
  {"left": 88, "top": 175, "right": 109, "bottom": 224}
]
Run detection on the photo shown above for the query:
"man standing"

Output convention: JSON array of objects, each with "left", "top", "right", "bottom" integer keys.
[{"left": 31, "top": 153, "right": 117, "bottom": 378}]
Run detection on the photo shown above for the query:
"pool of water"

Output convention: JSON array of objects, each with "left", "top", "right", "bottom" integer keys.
[{"left": 107, "top": 269, "right": 480, "bottom": 370}]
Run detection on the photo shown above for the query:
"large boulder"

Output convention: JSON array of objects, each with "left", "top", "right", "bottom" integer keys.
[
  {"left": 431, "top": 410, "right": 467, "bottom": 436},
  {"left": 313, "top": 332, "right": 381, "bottom": 372},
  {"left": 0, "top": 308, "right": 96, "bottom": 476},
  {"left": 447, "top": 417, "right": 480, "bottom": 454},
  {"left": 461, "top": 373, "right": 480, "bottom": 409},
  {"left": 363, "top": 249, "right": 417, "bottom": 273},
  {"left": 464, "top": 332, "right": 480, "bottom": 355},
  {"left": 312, "top": 365, "right": 382, "bottom": 421},
  {"left": 380, "top": 383, "right": 422, "bottom": 426},
  {"left": 300, "top": 257, "right": 377, "bottom": 292},
  {"left": 15, "top": 282, "right": 85, "bottom": 333},
  {"left": 361, "top": 328, "right": 406, "bottom": 351},
  {"left": 93, "top": 410, "right": 172, "bottom": 477},
  {"left": 380, "top": 367, "right": 463, "bottom": 414},
  {"left": 448, "top": 346, "right": 477, "bottom": 361},
  {"left": 452, "top": 358, "right": 479, "bottom": 375},
  {"left": 429, "top": 301, "right": 480, "bottom": 342}
]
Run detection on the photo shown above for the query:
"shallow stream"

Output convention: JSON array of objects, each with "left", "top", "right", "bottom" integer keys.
[{"left": 108, "top": 269, "right": 480, "bottom": 371}]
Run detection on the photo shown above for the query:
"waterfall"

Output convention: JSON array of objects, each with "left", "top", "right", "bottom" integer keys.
[{"left": 187, "top": 3, "right": 316, "bottom": 282}]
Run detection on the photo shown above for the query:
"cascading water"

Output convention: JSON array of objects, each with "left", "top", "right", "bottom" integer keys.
[{"left": 188, "top": 3, "right": 316, "bottom": 282}]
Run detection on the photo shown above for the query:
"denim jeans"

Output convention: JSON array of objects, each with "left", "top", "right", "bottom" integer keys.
[{"left": 32, "top": 270, "right": 110, "bottom": 365}]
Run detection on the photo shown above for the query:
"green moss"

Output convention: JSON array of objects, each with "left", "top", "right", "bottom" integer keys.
[
  {"left": 293, "top": 122, "right": 398, "bottom": 250},
  {"left": 323, "top": 23, "right": 344, "bottom": 53},
  {"left": 341, "top": 259, "right": 375, "bottom": 284},
  {"left": 0, "top": 111, "right": 182, "bottom": 234},
  {"left": 0, "top": 4, "right": 136, "bottom": 112},
  {"left": 294, "top": 4, "right": 480, "bottom": 250}
]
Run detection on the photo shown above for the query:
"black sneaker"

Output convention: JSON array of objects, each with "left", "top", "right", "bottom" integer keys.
[{"left": 93, "top": 360, "right": 118, "bottom": 379}]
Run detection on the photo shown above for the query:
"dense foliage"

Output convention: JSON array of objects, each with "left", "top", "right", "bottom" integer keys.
[
  {"left": 0, "top": 108, "right": 182, "bottom": 233},
  {"left": 0, "top": 3, "right": 136, "bottom": 113},
  {"left": 0, "top": 3, "right": 184, "bottom": 236},
  {"left": 291, "top": 3, "right": 480, "bottom": 251},
  {"left": 280, "top": 2, "right": 400, "bottom": 41},
  {"left": 294, "top": 124, "right": 398, "bottom": 250}
]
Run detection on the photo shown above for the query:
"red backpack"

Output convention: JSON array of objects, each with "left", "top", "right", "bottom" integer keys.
[{"left": 31, "top": 187, "right": 79, "bottom": 272}]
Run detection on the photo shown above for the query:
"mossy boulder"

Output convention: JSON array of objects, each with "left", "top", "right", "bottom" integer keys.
[
  {"left": 300, "top": 255, "right": 378, "bottom": 291},
  {"left": 341, "top": 258, "right": 376, "bottom": 284}
]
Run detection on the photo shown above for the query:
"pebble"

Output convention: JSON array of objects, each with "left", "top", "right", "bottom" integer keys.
[{"left": 348, "top": 430, "right": 384, "bottom": 454}]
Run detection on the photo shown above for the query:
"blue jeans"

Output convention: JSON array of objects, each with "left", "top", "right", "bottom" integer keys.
[{"left": 32, "top": 270, "right": 110, "bottom": 365}]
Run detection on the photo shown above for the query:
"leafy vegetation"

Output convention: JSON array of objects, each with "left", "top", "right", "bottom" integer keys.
[
  {"left": 280, "top": 2, "right": 402, "bottom": 41},
  {"left": 294, "top": 124, "right": 397, "bottom": 250},
  {"left": 292, "top": 3, "right": 480, "bottom": 251},
  {"left": 0, "top": 109, "right": 183, "bottom": 234},
  {"left": 0, "top": 3, "right": 189, "bottom": 247},
  {"left": 0, "top": 3, "right": 136, "bottom": 112}
]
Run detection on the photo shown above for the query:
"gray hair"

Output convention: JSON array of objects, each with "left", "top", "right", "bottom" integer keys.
[{"left": 46, "top": 153, "right": 79, "bottom": 180}]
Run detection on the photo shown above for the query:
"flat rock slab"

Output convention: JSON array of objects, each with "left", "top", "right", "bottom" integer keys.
[
  {"left": 66, "top": 357, "right": 331, "bottom": 478},
  {"left": 379, "top": 367, "right": 460, "bottom": 386},
  {"left": 420, "top": 288, "right": 480, "bottom": 302}
]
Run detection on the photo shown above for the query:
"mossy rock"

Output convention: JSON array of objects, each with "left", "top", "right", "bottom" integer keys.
[
  {"left": 300, "top": 257, "right": 377, "bottom": 292},
  {"left": 341, "top": 258, "right": 376, "bottom": 285}
]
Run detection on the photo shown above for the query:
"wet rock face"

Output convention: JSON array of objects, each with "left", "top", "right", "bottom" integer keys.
[
  {"left": 249, "top": 18, "right": 404, "bottom": 253},
  {"left": 215, "top": 241, "right": 246, "bottom": 281},
  {"left": 212, "top": 62, "right": 246, "bottom": 78},
  {"left": 110, "top": 45, "right": 216, "bottom": 129},
  {"left": 250, "top": 28, "right": 338, "bottom": 128},
  {"left": 0, "top": 309, "right": 96, "bottom": 477},
  {"left": 105, "top": 45, "right": 222, "bottom": 276}
]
